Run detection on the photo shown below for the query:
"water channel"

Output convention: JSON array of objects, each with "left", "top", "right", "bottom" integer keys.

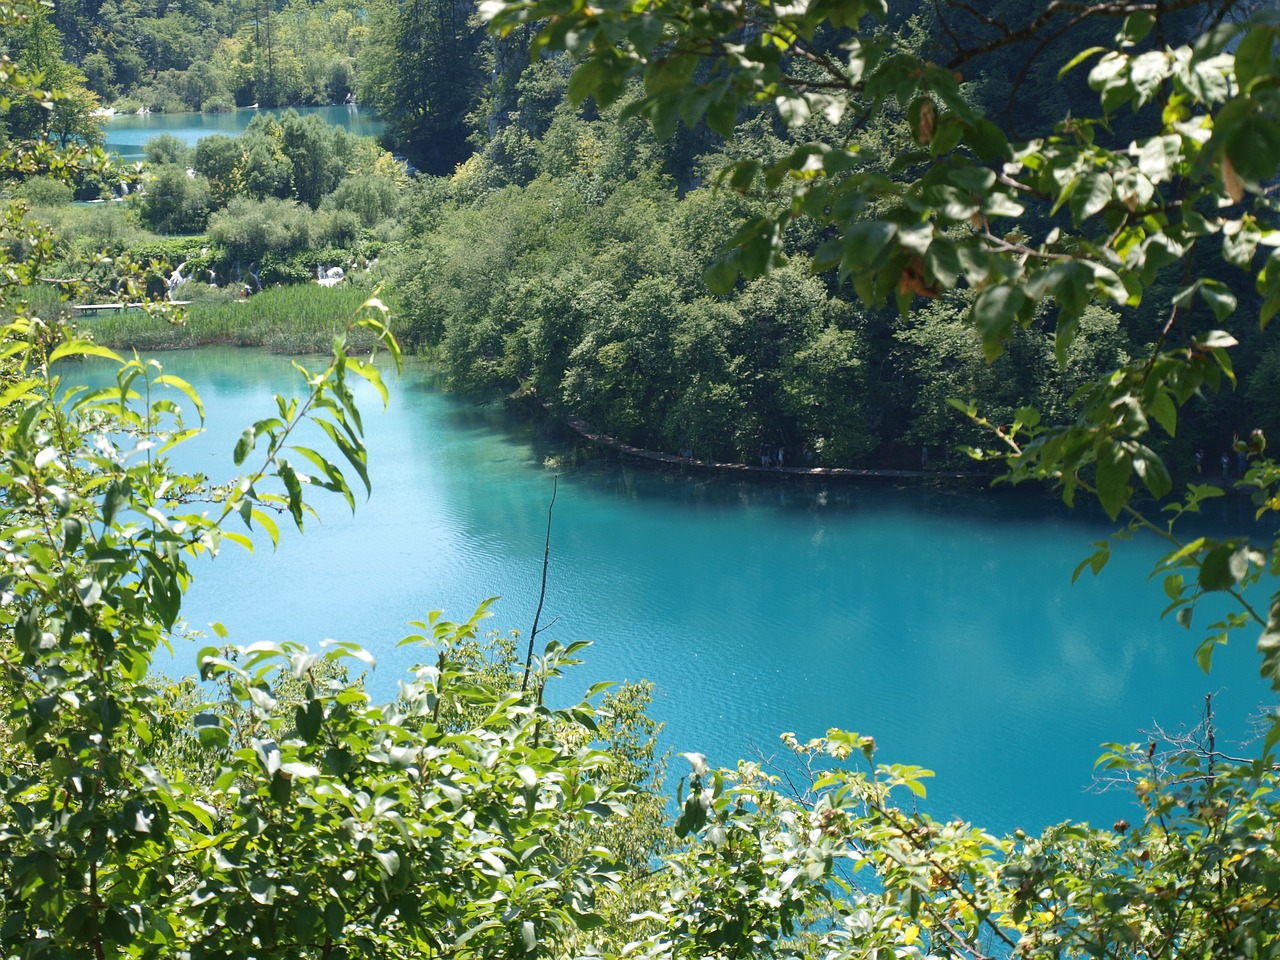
[
  {"left": 103, "top": 105, "right": 385, "bottom": 160},
  {"left": 75, "top": 347, "right": 1274, "bottom": 836}
]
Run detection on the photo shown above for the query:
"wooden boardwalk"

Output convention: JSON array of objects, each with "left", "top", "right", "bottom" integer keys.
[
  {"left": 72, "top": 301, "right": 190, "bottom": 316},
  {"left": 556, "top": 408, "right": 991, "bottom": 483}
]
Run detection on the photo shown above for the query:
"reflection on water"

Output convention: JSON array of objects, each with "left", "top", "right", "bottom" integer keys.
[{"left": 70, "top": 347, "right": 1276, "bottom": 834}]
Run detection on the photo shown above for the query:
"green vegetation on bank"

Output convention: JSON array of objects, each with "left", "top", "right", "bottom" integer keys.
[
  {"left": 9, "top": 108, "right": 401, "bottom": 351},
  {"left": 87, "top": 284, "right": 382, "bottom": 353}
]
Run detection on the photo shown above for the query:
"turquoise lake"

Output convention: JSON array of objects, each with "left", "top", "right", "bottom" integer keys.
[
  {"left": 85, "top": 347, "right": 1274, "bottom": 834},
  {"left": 103, "top": 105, "right": 385, "bottom": 160}
]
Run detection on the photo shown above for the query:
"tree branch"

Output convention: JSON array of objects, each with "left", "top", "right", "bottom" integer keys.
[{"left": 522, "top": 475, "right": 557, "bottom": 693}]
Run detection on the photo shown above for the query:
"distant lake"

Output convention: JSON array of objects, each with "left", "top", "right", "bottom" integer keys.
[
  {"left": 104, "top": 105, "right": 385, "bottom": 159},
  {"left": 68, "top": 347, "right": 1275, "bottom": 837}
]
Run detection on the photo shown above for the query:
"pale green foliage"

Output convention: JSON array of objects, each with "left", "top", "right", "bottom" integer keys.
[
  {"left": 139, "top": 163, "right": 214, "bottom": 234},
  {"left": 613, "top": 727, "right": 1280, "bottom": 960},
  {"left": 394, "top": 178, "right": 875, "bottom": 463},
  {"left": 207, "top": 196, "right": 333, "bottom": 259},
  {"left": 2, "top": 8, "right": 104, "bottom": 147}
]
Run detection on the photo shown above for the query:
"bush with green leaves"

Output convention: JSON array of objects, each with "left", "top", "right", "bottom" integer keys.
[
  {"left": 321, "top": 174, "right": 403, "bottom": 229},
  {"left": 138, "top": 164, "right": 214, "bottom": 235},
  {"left": 206, "top": 196, "right": 318, "bottom": 261},
  {"left": 143, "top": 134, "right": 193, "bottom": 168},
  {"left": 15, "top": 177, "right": 74, "bottom": 206},
  {"left": 0, "top": 305, "right": 652, "bottom": 958}
]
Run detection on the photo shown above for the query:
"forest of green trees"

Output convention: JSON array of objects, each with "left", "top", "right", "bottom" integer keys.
[
  {"left": 6, "top": 0, "right": 1274, "bottom": 473},
  {"left": 5, "top": 0, "right": 1280, "bottom": 956}
]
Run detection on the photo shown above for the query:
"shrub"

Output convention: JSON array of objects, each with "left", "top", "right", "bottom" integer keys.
[
  {"left": 17, "top": 177, "right": 74, "bottom": 206},
  {"left": 137, "top": 164, "right": 213, "bottom": 234},
  {"left": 321, "top": 173, "right": 402, "bottom": 227},
  {"left": 207, "top": 196, "right": 315, "bottom": 260},
  {"left": 144, "top": 133, "right": 192, "bottom": 166},
  {"left": 201, "top": 94, "right": 236, "bottom": 113}
]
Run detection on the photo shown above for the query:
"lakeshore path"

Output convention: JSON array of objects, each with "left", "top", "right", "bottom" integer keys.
[
  {"left": 549, "top": 402, "right": 1251, "bottom": 491},
  {"left": 554, "top": 407, "right": 992, "bottom": 482}
]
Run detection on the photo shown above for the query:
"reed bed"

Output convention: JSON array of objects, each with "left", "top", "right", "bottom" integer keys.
[
  {"left": 85, "top": 284, "right": 390, "bottom": 354},
  {"left": 17, "top": 284, "right": 66, "bottom": 323}
]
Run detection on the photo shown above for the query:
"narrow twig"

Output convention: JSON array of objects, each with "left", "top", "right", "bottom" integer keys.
[
  {"left": 522, "top": 476, "right": 558, "bottom": 693},
  {"left": 943, "top": 0, "right": 1221, "bottom": 71}
]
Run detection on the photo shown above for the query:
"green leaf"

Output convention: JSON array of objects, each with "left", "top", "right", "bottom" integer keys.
[
  {"left": 1234, "top": 26, "right": 1275, "bottom": 90},
  {"left": 277, "top": 460, "right": 305, "bottom": 529},
  {"left": 1117, "top": 11, "right": 1155, "bottom": 45},
  {"left": 374, "top": 849, "right": 401, "bottom": 877},
  {"left": 1198, "top": 280, "right": 1238, "bottom": 321},
  {"left": 1198, "top": 543, "right": 1241, "bottom": 591},
  {"left": 1059, "top": 46, "right": 1108, "bottom": 79},
  {"left": 1095, "top": 441, "right": 1132, "bottom": 520},
  {"left": 673, "top": 790, "right": 707, "bottom": 837},
  {"left": 1129, "top": 51, "right": 1171, "bottom": 107},
  {"left": 248, "top": 878, "right": 276, "bottom": 905},
  {"left": 234, "top": 426, "right": 257, "bottom": 466},
  {"left": 971, "top": 285, "right": 1027, "bottom": 361},
  {"left": 296, "top": 699, "right": 323, "bottom": 743},
  {"left": 704, "top": 252, "right": 739, "bottom": 294},
  {"left": 1069, "top": 172, "right": 1113, "bottom": 222},
  {"left": 1136, "top": 134, "right": 1179, "bottom": 183},
  {"left": 346, "top": 358, "right": 389, "bottom": 409},
  {"left": 153, "top": 374, "right": 205, "bottom": 421},
  {"left": 324, "top": 900, "right": 345, "bottom": 939},
  {"left": 1071, "top": 541, "right": 1111, "bottom": 583},
  {"left": 644, "top": 54, "right": 696, "bottom": 95},
  {"left": 1259, "top": 629, "right": 1280, "bottom": 689},
  {"left": 706, "top": 93, "right": 739, "bottom": 139},
  {"left": 776, "top": 93, "right": 812, "bottom": 129},
  {"left": 314, "top": 418, "right": 371, "bottom": 495},
  {"left": 1224, "top": 112, "right": 1280, "bottom": 184},
  {"left": 1149, "top": 389, "right": 1177, "bottom": 436},
  {"left": 48, "top": 340, "right": 124, "bottom": 364},
  {"left": 843, "top": 220, "right": 897, "bottom": 271},
  {"left": 75, "top": 577, "right": 102, "bottom": 608},
  {"left": 61, "top": 517, "right": 82, "bottom": 555},
  {"left": 1132, "top": 445, "right": 1172, "bottom": 499},
  {"left": 102, "top": 479, "right": 130, "bottom": 528},
  {"left": 248, "top": 507, "right": 280, "bottom": 548},
  {"left": 966, "top": 118, "right": 1009, "bottom": 161},
  {"left": 280, "top": 761, "right": 320, "bottom": 779},
  {"left": 567, "top": 59, "right": 604, "bottom": 105}
]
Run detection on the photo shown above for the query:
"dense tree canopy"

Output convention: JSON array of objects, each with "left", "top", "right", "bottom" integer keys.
[{"left": 358, "top": 0, "right": 488, "bottom": 173}]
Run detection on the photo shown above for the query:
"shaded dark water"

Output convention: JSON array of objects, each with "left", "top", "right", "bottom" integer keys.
[{"left": 76, "top": 348, "right": 1275, "bottom": 834}]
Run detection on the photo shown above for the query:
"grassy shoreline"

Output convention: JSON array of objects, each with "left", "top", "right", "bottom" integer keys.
[{"left": 74, "top": 284, "right": 391, "bottom": 354}]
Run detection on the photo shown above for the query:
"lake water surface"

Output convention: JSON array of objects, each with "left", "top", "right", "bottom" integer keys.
[
  {"left": 104, "top": 105, "right": 385, "bottom": 160},
  {"left": 89, "top": 347, "right": 1274, "bottom": 834}
]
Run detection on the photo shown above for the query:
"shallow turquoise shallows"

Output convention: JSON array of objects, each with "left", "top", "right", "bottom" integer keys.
[
  {"left": 74, "top": 348, "right": 1273, "bottom": 834},
  {"left": 103, "top": 105, "right": 386, "bottom": 160}
]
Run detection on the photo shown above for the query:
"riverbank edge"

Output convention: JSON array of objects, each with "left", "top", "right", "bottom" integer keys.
[{"left": 536, "top": 398, "right": 999, "bottom": 484}]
